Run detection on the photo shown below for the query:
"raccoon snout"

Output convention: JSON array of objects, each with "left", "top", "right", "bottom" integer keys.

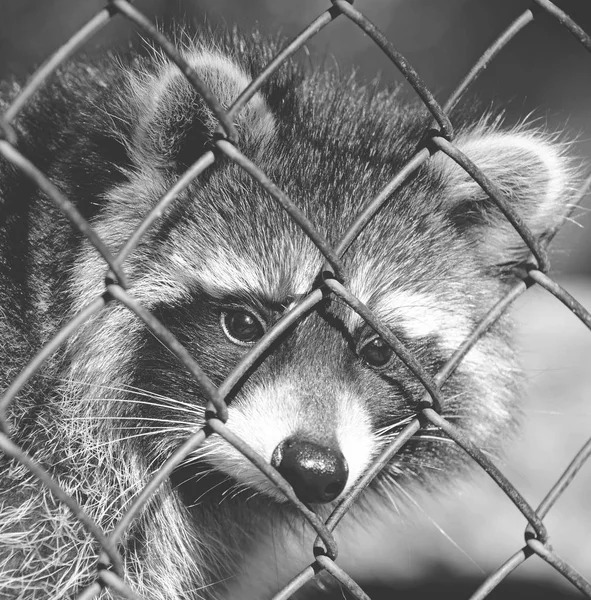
[{"left": 271, "top": 438, "right": 349, "bottom": 504}]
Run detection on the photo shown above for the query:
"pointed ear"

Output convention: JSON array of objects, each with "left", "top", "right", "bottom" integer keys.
[
  {"left": 431, "top": 127, "right": 577, "bottom": 273},
  {"left": 126, "top": 48, "right": 275, "bottom": 170}
]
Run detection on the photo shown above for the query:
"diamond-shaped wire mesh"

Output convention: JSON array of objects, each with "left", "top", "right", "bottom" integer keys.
[{"left": 0, "top": 1, "right": 590, "bottom": 599}]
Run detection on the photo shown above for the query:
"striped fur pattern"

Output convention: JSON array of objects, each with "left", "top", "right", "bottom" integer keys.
[{"left": 0, "top": 29, "right": 579, "bottom": 599}]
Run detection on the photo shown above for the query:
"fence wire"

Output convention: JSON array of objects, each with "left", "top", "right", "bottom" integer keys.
[{"left": 0, "top": 1, "right": 590, "bottom": 599}]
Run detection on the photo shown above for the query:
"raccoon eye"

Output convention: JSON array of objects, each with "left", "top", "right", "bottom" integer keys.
[
  {"left": 220, "top": 310, "right": 265, "bottom": 346},
  {"left": 359, "top": 337, "right": 393, "bottom": 368}
]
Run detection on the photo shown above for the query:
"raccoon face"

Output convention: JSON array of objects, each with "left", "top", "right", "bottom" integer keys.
[{"left": 66, "top": 46, "right": 575, "bottom": 509}]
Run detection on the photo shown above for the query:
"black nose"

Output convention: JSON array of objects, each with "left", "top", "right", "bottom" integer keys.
[{"left": 271, "top": 438, "right": 349, "bottom": 504}]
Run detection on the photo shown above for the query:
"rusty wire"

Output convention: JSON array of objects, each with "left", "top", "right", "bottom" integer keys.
[{"left": 0, "top": 1, "right": 590, "bottom": 599}]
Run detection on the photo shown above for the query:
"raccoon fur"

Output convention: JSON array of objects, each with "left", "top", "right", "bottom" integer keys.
[{"left": 0, "top": 27, "right": 580, "bottom": 600}]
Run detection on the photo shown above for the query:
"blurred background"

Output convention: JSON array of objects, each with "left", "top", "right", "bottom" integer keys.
[{"left": 1, "top": 1, "right": 590, "bottom": 599}]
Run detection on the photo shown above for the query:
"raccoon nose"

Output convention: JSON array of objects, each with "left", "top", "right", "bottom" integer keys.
[{"left": 271, "top": 438, "right": 349, "bottom": 504}]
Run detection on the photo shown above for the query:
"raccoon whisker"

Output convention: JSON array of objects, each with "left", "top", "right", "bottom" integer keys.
[
  {"left": 180, "top": 447, "right": 229, "bottom": 468},
  {"left": 411, "top": 435, "right": 497, "bottom": 463},
  {"left": 145, "top": 328, "right": 188, "bottom": 364},
  {"left": 169, "top": 468, "right": 214, "bottom": 491},
  {"left": 50, "top": 429, "right": 177, "bottom": 466},
  {"left": 563, "top": 215, "right": 585, "bottom": 228},
  {"left": 434, "top": 414, "right": 467, "bottom": 420},
  {"left": 98, "top": 484, "right": 143, "bottom": 518},
  {"left": 383, "top": 274, "right": 474, "bottom": 286},
  {"left": 241, "top": 489, "right": 263, "bottom": 504},
  {"left": 526, "top": 408, "right": 591, "bottom": 416},
  {"left": 172, "top": 460, "right": 250, "bottom": 507},
  {"left": 386, "top": 476, "right": 485, "bottom": 573},
  {"left": 411, "top": 435, "right": 455, "bottom": 444},
  {"left": 47, "top": 375, "right": 204, "bottom": 413},
  {"left": 375, "top": 427, "right": 410, "bottom": 440},
  {"left": 126, "top": 386, "right": 192, "bottom": 403},
  {"left": 178, "top": 458, "right": 215, "bottom": 473},
  {"left": 374, "top": 480, "right": 402, "bottom": 517},
  {"left": 375, "top": 415, "right": 415, "bottom": 437},
  {"left": 54, "top": 395, "right": 202, "bottom": 420},
  {"left": 420, "top": 464, "right": 447, "bottom": 474},
  {"left": 39, "top": 375, "right": 169, "bottom": 400},
  {"left": 104, "top": 477, "right": 173, "bottom": 521},
  {"left": 568, "top": 201, "right": 591, "bottom": 214},
  {"left": 102, "top": 426, "right": 197, "bottom": 435},
  {"left": 178, "top": 454, "right": 205, "bottom": 468},
  {"left": 220, "top": 484, "right": 247, "bottom": 502},
  {"left": 115, "top": 385, "right": 194, "bottom": 405},
  {"left": 231, "top": 486, "right": 254, "bottom": 502},
  {"left": 52, "top": 429, "right": 169, "bottom": 465},
  {"left": 96, "top": 428, "right": 177, "bottom": 442},
  {"left": 185, "top": 466, "right": 218, "bottom": 483},
  {"left": 187, "top": 575, "right": 238, "bottom": 596},
  {"left": 189, "top": 477, "right": 235, "bottom": 508},
  {"left": 91, "top": 396, "right": 204, "bottom": 415},
  {"left": 434, "top": 390, "right": 469, "bottom": 404},
  {"left": 191, "top": 444, "right": 228, "bottom": 458},
  {"left": 64, "top": 415, "right": 197, "bottom": 427},
  {"left": 102, "top": 395, "right": 203, "bottom": 411}
]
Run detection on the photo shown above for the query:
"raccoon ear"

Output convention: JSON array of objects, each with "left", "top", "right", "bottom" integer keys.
[
  {"left": 433, "top": 129, "right": 574, "bottom": 272},
  {"left": 129, "top": 50, "right": 275, "bottom": 170}
]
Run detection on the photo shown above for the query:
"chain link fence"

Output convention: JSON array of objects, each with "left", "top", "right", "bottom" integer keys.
[{"left": 0, "top": 1, "right": 590, "bottom": 598}]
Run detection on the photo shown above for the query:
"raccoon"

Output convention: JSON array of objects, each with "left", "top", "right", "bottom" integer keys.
[{"left": 0, "top": 27, "right": 579, "bottom": 600}]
